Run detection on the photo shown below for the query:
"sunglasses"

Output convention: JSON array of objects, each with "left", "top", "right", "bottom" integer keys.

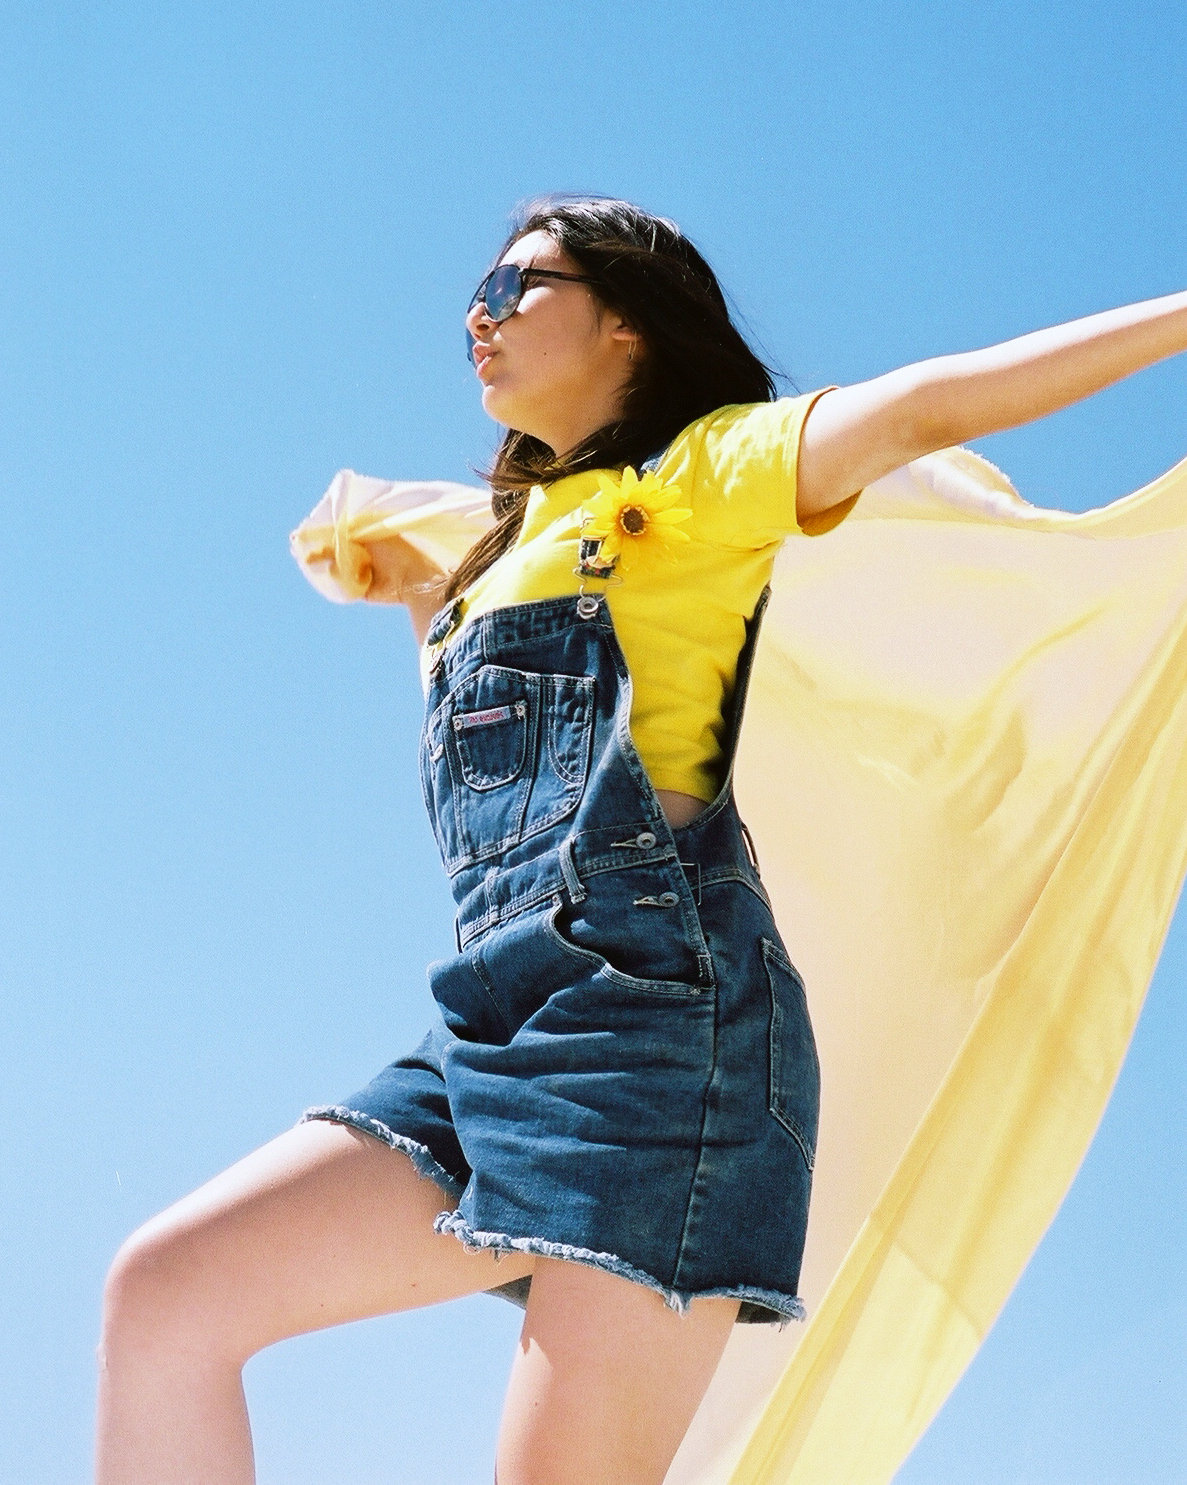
[{"left": 466, "top": 262, "right": 601, "bottom": 362}]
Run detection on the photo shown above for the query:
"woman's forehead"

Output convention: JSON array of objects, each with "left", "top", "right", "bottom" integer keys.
[{"left": 499, "top": 229, "right": 564, "bottom": 269}]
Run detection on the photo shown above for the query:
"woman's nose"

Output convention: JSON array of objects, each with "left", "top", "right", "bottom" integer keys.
[{"left": 466, "top": 296, "right": 492, "bottom": 339}]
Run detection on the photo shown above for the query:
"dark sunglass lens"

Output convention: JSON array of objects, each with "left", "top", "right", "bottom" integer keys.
[
  {"left": 484, "top": 264, "right": 522, "bottom": 321},
  {"left": 467, "top": 269, "right": 494, "bottom": 317}
]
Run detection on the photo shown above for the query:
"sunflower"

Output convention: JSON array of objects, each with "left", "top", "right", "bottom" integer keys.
[{"left": 579, "top": 467, "right": 693, "bottom": 572}]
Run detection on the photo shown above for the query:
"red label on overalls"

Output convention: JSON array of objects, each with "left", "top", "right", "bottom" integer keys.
[{"left": 456, "top": 705, "right": 515, "bottom": 729}]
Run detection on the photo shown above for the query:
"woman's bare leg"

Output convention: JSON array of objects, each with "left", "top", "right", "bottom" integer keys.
[
  {"left": 496, "top": 1256, "right": 739, "bottom": 1485},
  {"left": 95, "top": 1118, "right": 533, "bottom": 1484}
]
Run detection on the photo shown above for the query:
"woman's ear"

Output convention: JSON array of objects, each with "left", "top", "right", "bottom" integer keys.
[{"left": 608, "top": 319, "right": 642, "bottom": 362}]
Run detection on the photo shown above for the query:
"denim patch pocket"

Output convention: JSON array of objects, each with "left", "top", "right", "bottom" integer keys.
[
  {"left": 762, "top": 938, "right": 820, "bottom": 1170},
  {"left": 421, "top": 665, "right": 594, "bottom": 873}
]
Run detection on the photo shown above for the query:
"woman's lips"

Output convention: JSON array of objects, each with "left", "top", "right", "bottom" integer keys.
[{"left": 473, "top": 345, "right": 496, "bottom": 378}]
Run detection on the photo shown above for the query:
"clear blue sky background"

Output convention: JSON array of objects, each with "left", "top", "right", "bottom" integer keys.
[{"left": 2, "top": 3, "right": 1184, "bottom": 1481}]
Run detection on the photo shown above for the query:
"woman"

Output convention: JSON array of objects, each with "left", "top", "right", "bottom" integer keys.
[{"left": 96, "top": 197, "right": 1187, "bottom": 1484}]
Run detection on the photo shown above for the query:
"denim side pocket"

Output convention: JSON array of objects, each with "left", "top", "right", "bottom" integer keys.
[
  {"left": 762, "top": 939, "right": 820, "bottom": 1171},
  {"left": 544, "top": 894, "right": 711, "bottom": 999}
]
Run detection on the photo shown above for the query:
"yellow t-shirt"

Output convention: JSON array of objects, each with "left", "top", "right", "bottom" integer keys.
[{"left": 441, "top": 390, "right": 859, "bottom": 802}]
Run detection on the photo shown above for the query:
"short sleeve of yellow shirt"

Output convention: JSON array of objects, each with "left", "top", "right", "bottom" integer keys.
[{"left": 445, "top": 390, "right": 860, "bottom": 802}]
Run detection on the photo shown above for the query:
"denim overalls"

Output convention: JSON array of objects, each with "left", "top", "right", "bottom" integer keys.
[{"left": 304, "top": 584, "right": 819, "bottom": 1326}]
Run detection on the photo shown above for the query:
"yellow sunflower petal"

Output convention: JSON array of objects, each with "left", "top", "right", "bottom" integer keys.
[
  {"left": 640, "top": 474, "right": 685, "bottom": 506},
  {"left": 581, "top": 490, "right": 619, "bottom": 530}
]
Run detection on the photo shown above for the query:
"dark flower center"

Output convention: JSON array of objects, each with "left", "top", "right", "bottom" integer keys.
[{"left": 620, "top": 506, "right": 647, "bottom": 535}]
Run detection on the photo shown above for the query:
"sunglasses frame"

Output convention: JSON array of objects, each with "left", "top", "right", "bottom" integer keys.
[{"left": 466, "top": 262, "right": 602, "bottom": 362}]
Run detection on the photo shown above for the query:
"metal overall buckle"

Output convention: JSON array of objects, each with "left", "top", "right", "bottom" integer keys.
[
  {"left": 574, "top": 533, "right": 622, "bottom": 619},
  {"left": 425, "top": 596, "right": 463, "bottom": 675}
]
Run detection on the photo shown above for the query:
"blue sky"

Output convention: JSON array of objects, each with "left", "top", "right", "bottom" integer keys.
[{"left": 2, "top": 2, "right": 1184, "bottom": 1480}]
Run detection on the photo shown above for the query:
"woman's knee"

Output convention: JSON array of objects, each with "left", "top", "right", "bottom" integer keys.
[{"left": 100, "top": 1202, "right": 259, "bottom": 1369}]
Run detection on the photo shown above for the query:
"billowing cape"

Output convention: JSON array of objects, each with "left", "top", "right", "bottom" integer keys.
[{"left": 292, "top": 445, "right": 1187, "bottom": 1484}]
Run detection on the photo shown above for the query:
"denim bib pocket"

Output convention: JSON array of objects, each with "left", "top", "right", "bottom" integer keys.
[
  {"left": 421, "top": 664, "right": 595, "bottom": 874},
  {"left": 762, "top": 938, "right": 820, "bottom": 1171},
  {"left": 452, "top": 697, "right": 528, "bottom": 790}
]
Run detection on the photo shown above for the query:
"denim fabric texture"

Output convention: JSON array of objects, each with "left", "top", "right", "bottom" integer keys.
[{"left": 303, "top": 586, "right": 818, "bottom": 1326}]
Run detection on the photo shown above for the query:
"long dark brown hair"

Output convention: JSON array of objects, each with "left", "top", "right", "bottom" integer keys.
[{"left": 442, "top": 197, "right": 778, "bottom": 603}]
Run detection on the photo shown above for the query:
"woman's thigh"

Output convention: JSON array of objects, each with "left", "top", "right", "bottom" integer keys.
[
  {"left": 103, "top": 1119, "right": 534, "bottom": 1364},
  {"left": 496, "top": 1256, "right": 739, "bottom": 1485}
]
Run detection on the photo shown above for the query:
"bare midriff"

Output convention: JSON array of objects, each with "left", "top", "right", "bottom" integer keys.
[{"left": 657, "top": 788, "right": 711, "bottom": 830}]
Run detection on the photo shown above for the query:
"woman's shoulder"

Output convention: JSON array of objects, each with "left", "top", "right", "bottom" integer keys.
[
  {"left": 538, "top": 392, "right": 835, "bottom": 551},
  {"left": 658, "top": 390, "right": 836, "bottom": 548},
  {"left": 657, "top": 391, "right": 828, "bottom": 485},
  {"left": 656, "top": 391, "right": 828, "bottom": 473}
]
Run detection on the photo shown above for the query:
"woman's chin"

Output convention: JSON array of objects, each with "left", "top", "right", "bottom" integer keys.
[
  {"left": 481, "top": 383, "right": 512, "bottom": 421},
  {"left": 481, "top": 388, "right": 543, "bottom": 442}
]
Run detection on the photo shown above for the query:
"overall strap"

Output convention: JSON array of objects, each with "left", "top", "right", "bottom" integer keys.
[{"left": 719, "top": 583, "right": 772, "bottom": 786}]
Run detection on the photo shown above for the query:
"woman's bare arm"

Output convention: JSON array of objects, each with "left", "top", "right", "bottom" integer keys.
[
  {"left": 361, "top": 534, "right": 449, "bottom": 646},
  {"left": 798, "top": 288, "right": 1187, "bottom": 524}
]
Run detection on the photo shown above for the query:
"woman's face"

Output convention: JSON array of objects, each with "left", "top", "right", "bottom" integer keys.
[{"left": 465, "top": 229, "right": 634, "bottom": 457}]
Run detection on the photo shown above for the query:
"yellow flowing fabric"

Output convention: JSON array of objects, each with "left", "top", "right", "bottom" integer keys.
[{"left": 292, "top": 444, "right": 1187, "bottom": 1484}]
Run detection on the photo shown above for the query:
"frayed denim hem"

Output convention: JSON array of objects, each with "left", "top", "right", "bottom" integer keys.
[
  {"left": 299, "top": 1105, "right": 468, "bottom": 1199},
  {"left": 433, "top": 1210, "right": 806, "bottom": 1329}
]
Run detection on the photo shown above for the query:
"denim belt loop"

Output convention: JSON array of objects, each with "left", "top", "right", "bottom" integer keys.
[{"left": 558, "top": 836, "right": 587, "bottom": 905}]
